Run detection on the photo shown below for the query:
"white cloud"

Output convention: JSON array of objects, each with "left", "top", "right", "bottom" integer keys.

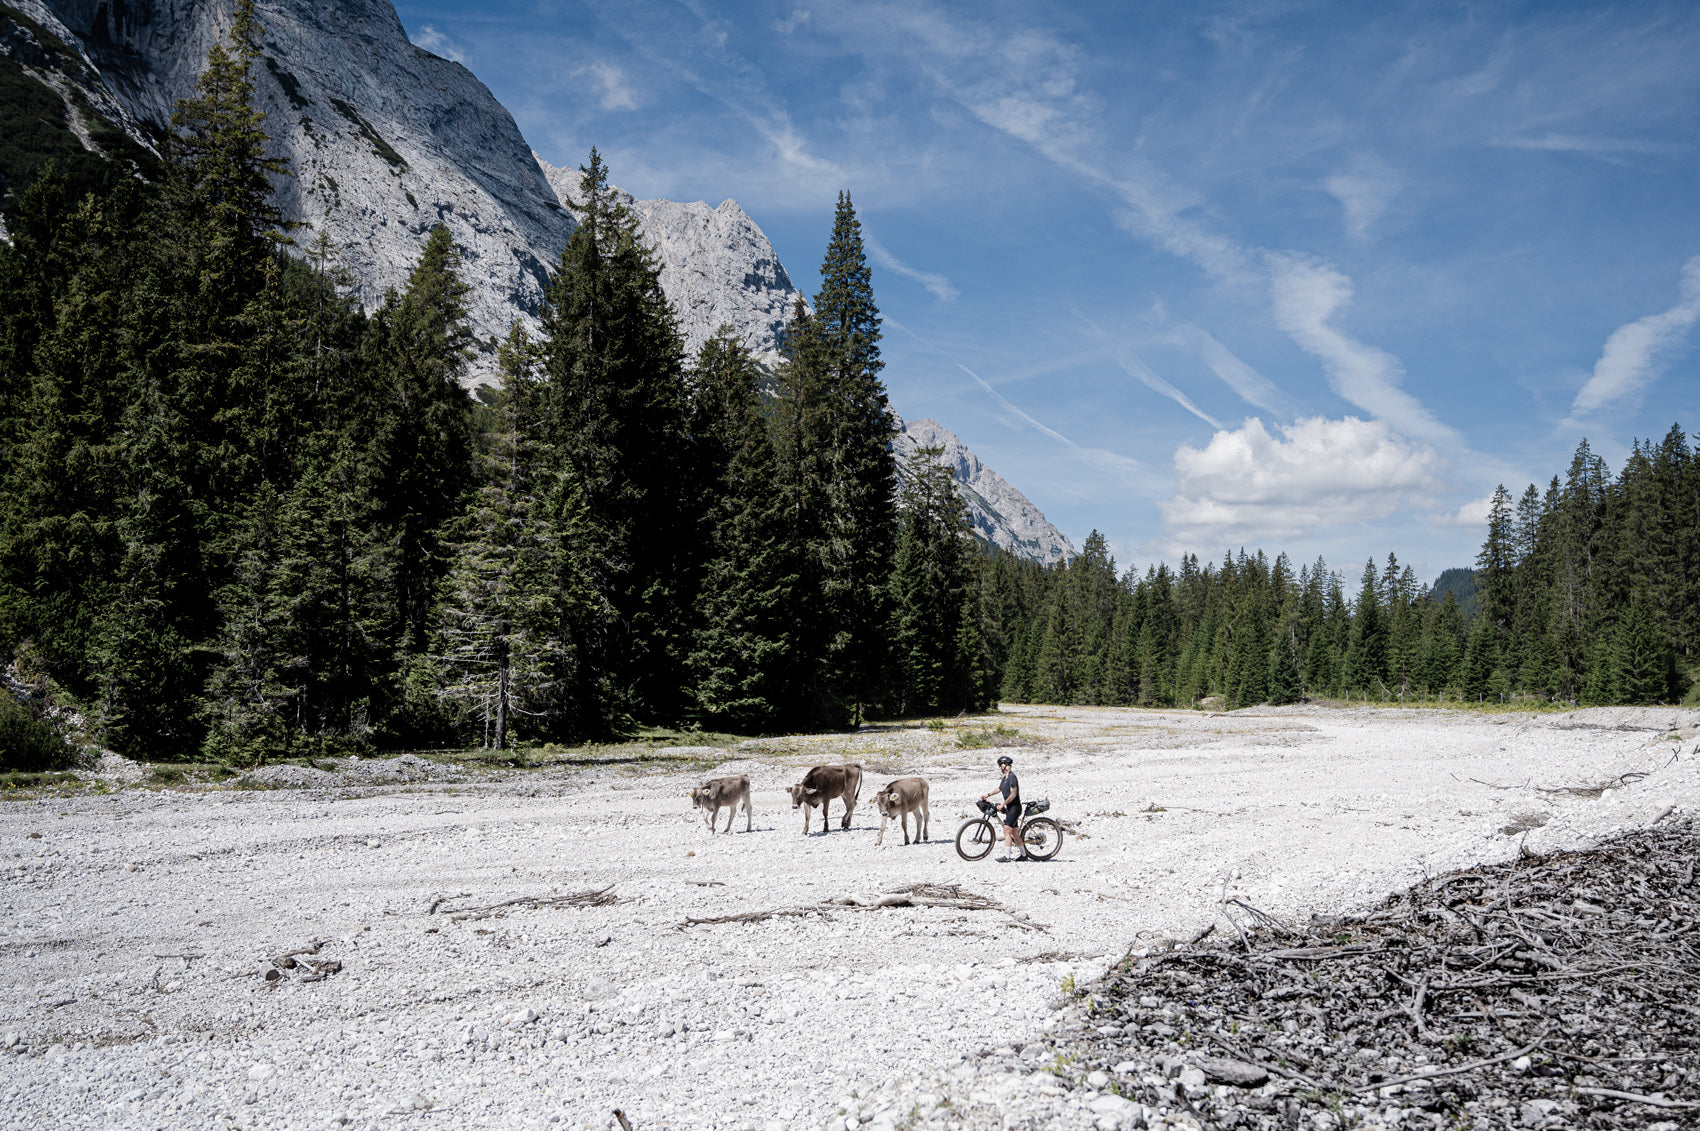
[
  {"left": 1431, "top": 493, "right": 1495, "bottom": 530},
  {"left": 411, "top": 25, "right": 464, "bottom": 63},
  {"left": 1324, "top": 157, "right": 1398, "bottom": 241},
  {"left": 1568, "top": 255, "right": 1700, "bottom": 419},
  {"left": 1268, "top": 254, "right": 1457, "bottom": 445},
  {"left": 1496, "top": 134, "right": 1684, "bottom": 161},
  {"left": 775, "top": 7, "right": 811, "bottom": 34},
  {"left": 863, "top": 233, "right": 958, "bottom": 302},
  {"left": 586, "top": 62, "right": 638, "bottom": 111},
  {"left": 1158, "top": 416, "right": 1446, "bottom": 549}
]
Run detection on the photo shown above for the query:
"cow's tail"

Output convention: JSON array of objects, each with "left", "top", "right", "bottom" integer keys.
[{"left": 852, "top": 763, "right": 863, "bottom": 803}]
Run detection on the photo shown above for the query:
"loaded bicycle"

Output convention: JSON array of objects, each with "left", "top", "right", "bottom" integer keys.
[{"left": 954, "top": 798, "right": 1063, "bottom": 861}]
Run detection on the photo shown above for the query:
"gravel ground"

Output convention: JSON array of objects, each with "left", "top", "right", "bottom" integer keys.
[{"left": 2, "top": 702, "right": 1695, "bottom": 1131}]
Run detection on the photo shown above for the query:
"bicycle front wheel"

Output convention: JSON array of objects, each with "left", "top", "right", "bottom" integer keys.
[
  {"left": 954, "top": 817, "right": 997, "bottom": 861},
  {"left": 1021, "top": 817, "right": 1063, "bottom": 861}
]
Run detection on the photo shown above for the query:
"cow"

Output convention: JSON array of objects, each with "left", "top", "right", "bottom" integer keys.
[
  {"left": 873, "top": 777, "right": 930, "bottom": 846},
  {"left": 788, "top": 763, "right": 862, "bottom": 834},
  {"left": 690, "top": 775, "right": 753, "bottom": 834}
]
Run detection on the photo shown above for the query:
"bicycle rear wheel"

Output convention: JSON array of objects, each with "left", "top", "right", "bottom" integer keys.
[
  {"left": 954, "top": 817, "right": 997, "bottom": 861},
  {"left": 1021, "top": 817, "right": 1063, "bottom": 861}
]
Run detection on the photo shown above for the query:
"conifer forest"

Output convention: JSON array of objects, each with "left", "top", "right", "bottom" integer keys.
[{"left": 0, "top": 9, "right": 1694, "bottom": 769}]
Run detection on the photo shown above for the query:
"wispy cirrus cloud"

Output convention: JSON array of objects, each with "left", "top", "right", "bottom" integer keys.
[
  {"left": 410, "top": 24, "right": 465, "bottom": 63},
  {"left": 884, "top": 315, "right": 1148, "bottom": 487},
  {"left": 1169, "top": 322, "right": 1292, "bottom": 418},
  {"left": 1567, "top": 255, "right": 1700, "bottom": 421},
  {"left": 851, "top": 1, "right": 1449, "bottom": 439},
  {"left": 1324, "top": 155, "right": 1399, "bottom": 241},
  {"left": 1268, "top": 254, "right": 1458, "bottom": 446},
  {"left": 584, "top": 62, "right": 637, "bottom": 110},
  {"left": 1110, "top": 350, "right": 1222, "bottom": 430},
  {"left": 864, "top": 233, "right": 958, "bottom": 302}
]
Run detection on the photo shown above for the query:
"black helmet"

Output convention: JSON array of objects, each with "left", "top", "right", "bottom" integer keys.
[{"left": 996, "top": 755, "right": 1013, "bottom": 767}]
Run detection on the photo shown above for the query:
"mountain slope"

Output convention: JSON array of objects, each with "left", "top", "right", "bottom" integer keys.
[
  {"left": 19, "top": 0, "right": 573, "bottom": 366},
  {"left": 893, "top": 417, "right": 1075, "bottom": 565}
]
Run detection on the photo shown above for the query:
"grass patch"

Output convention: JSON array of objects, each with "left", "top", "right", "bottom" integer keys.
[{"left": 956, "top": 724, "right": 1032, "bottom": 749}]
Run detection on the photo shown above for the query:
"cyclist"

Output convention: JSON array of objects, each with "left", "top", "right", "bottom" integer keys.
[{"left": 980, "top": 754, "right": 1029, "bottom": 862}]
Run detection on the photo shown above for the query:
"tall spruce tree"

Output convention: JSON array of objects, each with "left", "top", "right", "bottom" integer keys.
[
  {"left": 364, "top": 224, "right": 476, "bottom": 657},
  {"left": 772, "top": 193, "right": 897, "bottom": 724},
  {"left": 888, "top": 445, "right": 982, "bottom": 716},
  {"left": 685, "top": 330, "right": 802, "bottom": 732},
  {"left": 536, "top": 149, "right": 689, "bottom": 728},
  {"left": 437, "top": 325, "right": 602, "bottom": 746}
]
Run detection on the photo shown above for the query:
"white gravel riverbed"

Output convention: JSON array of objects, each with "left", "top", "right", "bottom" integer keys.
[{"left": 2, "top": 702, "right": 1696, "bottom": 1131}]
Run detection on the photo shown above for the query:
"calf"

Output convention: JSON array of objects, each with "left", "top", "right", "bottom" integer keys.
[
  {"left": 788, "top": 763, "right": 862, "bottom": 834},
  {"left": 873, "top": 777, "right": 930, "bottom": 846},
  {"left": 690, "top": 774, "right": 752, "bottom": 834}
]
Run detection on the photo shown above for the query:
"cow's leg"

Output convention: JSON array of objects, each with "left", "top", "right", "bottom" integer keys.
[
  {"left": 841, "top": 797, "right": 853, "bottom": 830},
  {"left": 743, "top": 794, "right": 753, "bottom": 833},
  {"left": 702, "top": 807, "right": 715, "bottom": 834},
  {"left": 721, "top": 804, "right": 734, "bottom": 834},
  {"left": 903, "top": 809, "right": 913, "bottom": 845},
  {"left": 876, "top": 814, "right": 887, "bottom": 847},
  {"left": 920, "top": 800, "right": 929, "bottom": 843}
]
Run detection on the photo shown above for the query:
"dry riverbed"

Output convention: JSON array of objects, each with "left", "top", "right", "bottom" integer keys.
[{"left": 2, "top": 703, "right": 1696, "bottom": 1131}]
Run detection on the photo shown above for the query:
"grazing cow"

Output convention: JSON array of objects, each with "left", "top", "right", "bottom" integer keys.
[
  {"left": 690, "top": 775, "right": 753, "bottom": 834},
  {"left": 873, "top": 777, "right": 930, "bottom": 846},
  {"left": 788, "top": 763, "right": 862, "bottom": 834}
]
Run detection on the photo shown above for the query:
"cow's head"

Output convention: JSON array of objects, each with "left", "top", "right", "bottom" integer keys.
[
  {"left": 690, "top": 786, "right": 707, "bottom": 808},
  {"left": 788, "top": 782, "right": 807, "bottom": 808},
  {"left": 874, "top": 788, "right": 898, "bottom": 817}
]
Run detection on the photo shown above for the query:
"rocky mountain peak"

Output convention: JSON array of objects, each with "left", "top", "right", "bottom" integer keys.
[{"left": 893, "top": 417, "right": 1075, "bottom": 565}]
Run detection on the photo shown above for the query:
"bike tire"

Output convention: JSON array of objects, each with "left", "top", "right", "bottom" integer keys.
[
  {"left": 954, "top": 817, "right": 997, "bottom": 861},
  {"left": 1021, "top": 817, "right": 1063, "bottom": 861}
]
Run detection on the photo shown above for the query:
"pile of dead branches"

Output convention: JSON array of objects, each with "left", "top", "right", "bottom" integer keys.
[{"left": 1067, "top": 818, "right": 1698, "bottom": 1129}]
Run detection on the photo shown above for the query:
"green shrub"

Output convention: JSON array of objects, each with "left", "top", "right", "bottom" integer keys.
[{"left": 0, "top": 693, "right": 73, "bottom": 772}]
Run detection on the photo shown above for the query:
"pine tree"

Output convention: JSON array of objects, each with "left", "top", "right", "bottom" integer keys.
[
  {"left": 1613, "top": 586, "right": 1678, "bottom": 705},
  {"left": 771, "top": 195, "right": 898, "bottom": 724},
  {"left": 1343, "top": 560, "right": 1388, "bottom": 695},
  {"left": 1267, "top": 622, "right": 1303, "bottom": 705},
  {"left": 437, "top": 325, "right": 601, "bottom": 746},
  {"left": 364, "top": 224, "right": 476, "bottom": 656},
  {"left": 685, "top": 330, "right": 803, "bottom": 732},
  {"left": 537, "top": 148, "right": 689, "bottom": 727},
  {"left": 888, "top": 445, "right": 981, "bottom": 716}
]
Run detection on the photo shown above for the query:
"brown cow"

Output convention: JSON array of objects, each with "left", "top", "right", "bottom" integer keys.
[
  {"left": 690, "top": 775, "right": 752, "bottom": 834},
  {"left": 788, "top": 763, "right": 862, "bottom": 834},
  {"left": 873, "top": 777, "right": 930, "bottom": 846}
]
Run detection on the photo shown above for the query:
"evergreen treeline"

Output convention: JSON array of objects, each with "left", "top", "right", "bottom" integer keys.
[
  {"left": 1469, "top": 433, "right": 1697, "bottom": 705},
  {"left": 990, "top": 429, "right": 1699, "bottom": 711},
  {"left": 0, "top": 6, "right": 994, "bottom": 764}
]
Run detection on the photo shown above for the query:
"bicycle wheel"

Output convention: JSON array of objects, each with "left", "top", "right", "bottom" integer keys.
[
  {"left": 1021, "top": 817, "right": 1063, "bottom": 861},
  {"left": 954, "top": 817, "right": 997, "bottom": 861}
]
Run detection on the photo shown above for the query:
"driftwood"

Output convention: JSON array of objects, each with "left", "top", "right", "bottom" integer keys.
[
  {"left": 1051, "top": 818, "right": 1700, "bottom": 1130},
  {"left": 678, "top": 881, "right": 1047, "bottom": 932},
  {"left": 437, "top": 886, "right": 618, "bottom": 922}
]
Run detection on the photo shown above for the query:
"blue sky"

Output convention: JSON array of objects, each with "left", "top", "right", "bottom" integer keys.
[{"left": 393, "top": 0, "right": 1700, "bottom": 583}]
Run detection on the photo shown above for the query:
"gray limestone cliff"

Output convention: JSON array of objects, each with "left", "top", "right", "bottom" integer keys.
[
  {"left": 893, "top": 417, "right": 1075, "bottom": 565},
  {"left": 535, "top": 156, "right": 802, "bottom": 372},
  {"left": 19, "top": 0, "right": 574, "bottom": 367}
]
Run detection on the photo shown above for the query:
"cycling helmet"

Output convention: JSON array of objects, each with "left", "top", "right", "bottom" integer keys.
[{"left": 996, "top": 755, "right": 1013, "bottom": 766}]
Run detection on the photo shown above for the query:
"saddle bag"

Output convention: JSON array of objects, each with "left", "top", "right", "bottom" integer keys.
[{"left": 1023, "top": 798, "right": 1050, "bottom": 817}]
